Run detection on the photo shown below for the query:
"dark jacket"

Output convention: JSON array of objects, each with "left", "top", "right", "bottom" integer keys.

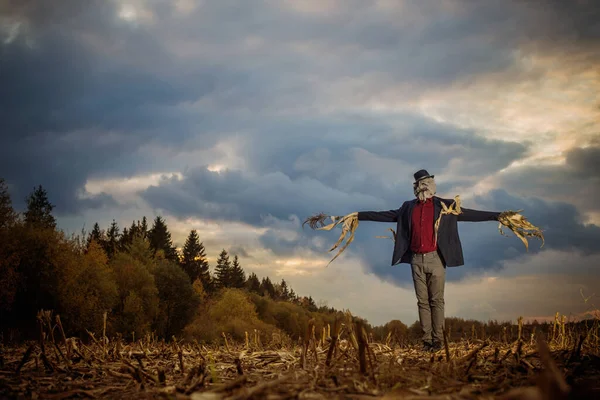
[{"left": 357, "top": 196, "right": 500, "bottom": 267}]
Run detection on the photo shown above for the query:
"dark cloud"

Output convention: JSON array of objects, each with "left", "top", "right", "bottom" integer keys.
[
  {"left": 140, "top": 155, "right": 600, "bottom": 289},
  {"left": 0, "top": 0, "right": 597, "bottom": 228},
  {"left": 492, "top": 145, "right": 600, "bottom": 215},
  {"left": 566, "top": 146, "right": 600, "bottom": 178}
]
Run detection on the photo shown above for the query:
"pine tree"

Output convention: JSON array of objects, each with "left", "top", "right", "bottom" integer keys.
[
  {"left": 260, "top": 277, "right": 275, "bottom": 298},
  {"left": 288, "top": 288, "right": 297, "bottom": 303},
  {"left": 140, "top": 216, "right": 148, "bottom": 239},
  {"left": 306, "top": 296, "right": 317, "bottom": 312},
  {"left": 245, "top": 272, "right": 261, "bottom": 294},
  {"left": 119, "top": 227, "right": 130, "bottom": 251},
  {"left": 214, "top": 249, "right": 231, "bottom": 289},
  {"left": 24, "top": 185, "right": 56, "bottom": 229},
  {"left": 0, "top": 178, "right": 17, "bottom": 229},
  {"left": 180, "top": 230, "right": 211, "bottom": 289},
  {"left": 148, "top": 216, "right": 178, "bottom": 262},
  {"left": 279, "top": 279, "right": 290, "bottom": 301},
  {"left": 104, "top": 219, "right": 120, "bottom": 259},
  {"left": 229, "top": 255, "right": 246, "bottom": 288},
  {"left": 129, "top": 220, "right": 139, "bottom": 239},
  {"left": 86, "top": 222, "right": 105, "bottom": 249}
]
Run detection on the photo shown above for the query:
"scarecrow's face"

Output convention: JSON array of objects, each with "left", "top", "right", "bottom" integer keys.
[{"left": 413, "top": 177, "right": 436, "bottom": 201}]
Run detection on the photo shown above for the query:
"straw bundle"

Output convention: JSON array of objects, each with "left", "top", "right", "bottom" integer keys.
[
  {"left": 303, "top": 212, "right": 359, "bottom": 266},
  {"left": 498, "top": 210, "right": 545, "bottom": 250}
]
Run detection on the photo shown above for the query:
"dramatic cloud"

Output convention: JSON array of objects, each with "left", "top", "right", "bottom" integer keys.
[{"left": 2, "top": 0, "right": 599, "bottom": 324}]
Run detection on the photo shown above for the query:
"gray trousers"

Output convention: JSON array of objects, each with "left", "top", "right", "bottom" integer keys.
[{"left": 411, "top": 251, "right": 445, "bottom": 344}]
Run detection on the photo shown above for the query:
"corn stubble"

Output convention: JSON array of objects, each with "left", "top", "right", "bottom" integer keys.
[{"left": 1, "top": 311, "right": 599, "bottom": 399}]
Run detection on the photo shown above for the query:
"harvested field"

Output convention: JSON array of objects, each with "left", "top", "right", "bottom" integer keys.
[{"left": 1, "top": 317, "right": 599, "bottom": 399}]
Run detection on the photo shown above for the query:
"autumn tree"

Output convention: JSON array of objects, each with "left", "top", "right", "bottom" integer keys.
[
  {"left": 229, "top": 255, "right": 246, "bottom": 288},
  {"left": 185, "top": 288, "right": 282, "bottom": 343},
  {"left": 148, "top": 216, "right": 178, "bottom": 262},
  {"left": 214, "top": 249, "right": 232, "bottom": 289},
  {"left": 57, "top": 239, "right": 118, "bottom": 334},
  {"left": 109, "top": 252, "right": 159, "bottom": 338},
  {"left": 126, "top": 234, "right": 156, "bottom": 268},
  {"left": 180, "top": 230, "right": 211, "bottom": 288},
  {"left": 24, "top": 185, "right": 56, "bottom": 229},
  {"left": 153, "top": 260, "right": 201, "bottom": 337}
]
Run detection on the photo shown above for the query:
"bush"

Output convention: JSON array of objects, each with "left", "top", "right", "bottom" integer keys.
[{"left": 184, "top": 288, "right": 287, "bottom": 345}]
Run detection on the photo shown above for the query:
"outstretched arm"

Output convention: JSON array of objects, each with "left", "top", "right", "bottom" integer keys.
[
  {"left": 357, "top": 205, "right": 403, "bottom": 223},
  {"left": 458, "top": 207, "right": 500, "bottom": 222}
]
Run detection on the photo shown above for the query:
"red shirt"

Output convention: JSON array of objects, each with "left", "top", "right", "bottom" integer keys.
[{"left": 411, "top": 198, "right": 437, "bottom": 253}]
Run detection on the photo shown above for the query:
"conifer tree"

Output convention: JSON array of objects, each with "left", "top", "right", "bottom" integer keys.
[
  {"left": 260, "top": 276, "right": 276, "bottom": 298},
  {"left": 213, "top": 249, "right": 231, "bottom": 289},
  {"left": 288, "top": 288, "right": 297, "bottom": 303},
  {"left": 148, "top": 216, "right": 178, "bottom": 262},
  {"left": 140, "top": 216, "right": 149, "bottom": 239},
  {"left": 86, "top": 222, "right": 105, "bottom": 249},
  {"left": 180, "top": 230, "right": 211, "bottom": 289},
  {"left": 129, "top": 220, "right": 139, "bottom": 239},
  {"left": 245, "top": 272, "right": 261, "bottom": 294},
  {"left": 104, "top": 219, "right": 120, "bottom": 259},
  {"left": 119, "top": 227, "right": 130, "bottom": 251},
  {"left": 0, "top": 178, "right": 16, "bottom": 229},
  {"left": 24, "top": 185, "right": 56, "bottom": 229},
  {"left": 229, "top": 255, "right": 246, "bottom": 288},
  {"left": 279, "top": 279, "right": 290, "bottom": 301}
]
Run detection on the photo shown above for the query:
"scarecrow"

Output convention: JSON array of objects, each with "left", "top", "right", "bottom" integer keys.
[{"left": 305, "top": 169, "right": 544, "bottom": 352}]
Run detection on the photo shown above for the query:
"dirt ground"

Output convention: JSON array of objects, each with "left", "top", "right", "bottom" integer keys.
[{"left": 1, "top": 335, "right": 600, "bottom": 400}]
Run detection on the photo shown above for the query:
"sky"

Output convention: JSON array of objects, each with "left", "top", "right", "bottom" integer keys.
[{"left": 1, "top": 0, "right": 599, "bottom": 326}]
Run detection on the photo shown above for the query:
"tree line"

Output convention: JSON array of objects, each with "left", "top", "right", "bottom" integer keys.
[
  {"left": 2, "top": 179, "right": 587, "bottom": 346},
  {"left": 0, "top": 180, "right": 333, "bottom": 344}
]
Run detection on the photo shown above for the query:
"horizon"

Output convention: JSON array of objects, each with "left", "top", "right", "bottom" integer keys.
[{"left": 1, "top": 0, "right": 599, "bottom": 327}]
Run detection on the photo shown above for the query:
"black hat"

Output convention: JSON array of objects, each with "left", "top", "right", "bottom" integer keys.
[{"left": 414, "top": 169, "right": 434, "bottom": 183}]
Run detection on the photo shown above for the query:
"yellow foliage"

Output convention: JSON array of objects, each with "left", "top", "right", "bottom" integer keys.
[
  {"left": 209, "top": 288, "right": 260, "bottom": 324},
  {"left": 122, "top": 291, "right": 151, "bottom": 338},
  {"left": 57, "top": 239, "right": 118, "bottom": 334},
  {"left": 109, "top": 252, "right": 159, "bottom": 337},
  {"left": 184, "top": 288, "right": 286, "bottom": 344},
  {"left": 192, "top": 278, "right": 207, "bottom": 302}
]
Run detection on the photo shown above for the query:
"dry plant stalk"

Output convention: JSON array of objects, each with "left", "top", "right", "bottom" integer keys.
[
  {"left": 354, "top": 321, "right": 366, "bottom": 374},
  {"left": 518, "top": 316, "right": 523, "bottom": 342},
  {"left": 498, "top": 210, "right": 544, "bottom": 250},
  {"left": 326, "top": 317, "right": 341, "bottom": 367},
  {"left": 560, "top": 315, "right": 566, "bottom": 348},
  {"left": 300, "top": 319, "right": 315, "bottom": 369},
  {"left": 435, "top": 195, "right": 462, "bottom": 243},
  {"left": 304, "top": 212, "right": 359, "bottom": 265}
]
